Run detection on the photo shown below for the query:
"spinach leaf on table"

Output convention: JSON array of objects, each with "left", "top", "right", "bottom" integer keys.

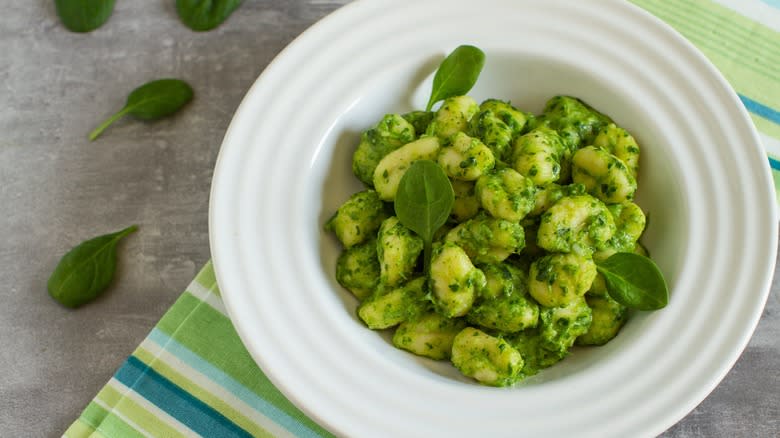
[
  {"left": 89, "top": 79, "right": 194, "bottom": 141},
  {"left": 55, "top": 0, "right": 116, "bottom": 33},
  {"left": 176, "top": 0, "right": 244, "bottom": 31},
  {"left": 48, "top": 225, "right": 138, "bottom": 308}
]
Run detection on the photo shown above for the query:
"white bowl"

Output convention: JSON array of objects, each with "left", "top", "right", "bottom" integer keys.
[{"left": 209, "top": 0, "right": 778, "bottom": 436}]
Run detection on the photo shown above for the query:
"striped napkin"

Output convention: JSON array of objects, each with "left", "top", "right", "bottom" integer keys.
[
  {"left": 66, "top": 0, "right": 780, "bottom": 436},
  {"left": 65, "top": 262, "right": 331, "bottom": 438}
]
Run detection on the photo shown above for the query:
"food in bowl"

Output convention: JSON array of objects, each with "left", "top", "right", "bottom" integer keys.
[{"left": 324, "top": 46, "right": 667, "bottom": 387}]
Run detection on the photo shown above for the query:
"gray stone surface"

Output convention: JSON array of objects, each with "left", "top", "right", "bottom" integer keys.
[{"left": 0, "top": 1, "right": 776, "bottom": 437}]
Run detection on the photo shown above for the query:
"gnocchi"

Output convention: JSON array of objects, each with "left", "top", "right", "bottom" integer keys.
[{"left": 327, "top": 92, "right": 650, "bottom": 387}]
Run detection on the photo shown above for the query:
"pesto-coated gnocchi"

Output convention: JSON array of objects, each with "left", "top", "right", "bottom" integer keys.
[
  {"left": 538, "top": 296, "right": 593, "bottom": 352},
  {"left": 450, "top": 179, "right": 480, "bottom": 222},
  {"left": 475, "top": 167, "right": 536, "bottom": 222},
  {"left": 531, "top": 95, "right": 611, "bottom": 150},
  {"left": 480, "top": 262, "right": 523, "bottom": 299},
  {"left": 437, "top": 132, "right": 495, "bottom": 181},
  {"left": 529, "top": 182, "right": 586, "bottom": 217},
  {"left": 606, "top": 202, "right": 646, "bottom": 252},
  {"left": 468, "top": 108, "right": 513, "bottom": 161},
  {"left": 511, "top": 128, "right": 567, "bottom": 185},
  {"left": 328, "top": 92, "right": 649, "bottom": 387},
  {"left": 576, "top": 293, "right": 627, "bottom": 346},
  {"left": 451, "top": 327, "right": 524, "bottom": 387},
  {"left": 325, "top": 190, "right": 389, "bottom": 248},
  {"left": 529, "top": 253, "right": 597, "bottom": 307},
  {"left": 377, "top": 216, "right": 424, "bottom": 287},
  {"left": 478, "top": 99, "right": 529, "bottom": 138},
  {"left": 467, "top": 263, "right": 539, "bottom": 333},
  {"left": 352, "top": 114, "right": 417, "bottom": 186},
  {"left": 426, "top": 95, "right": 479, "bottom": 141},
  {"left": 592, "top": 123, "right": 640, "bottom": 179},
  {"left": 572, "top": 146, "right": 637, "bottom": 204},
  {"left": 358, "top": 277, "right": 429, "bottom": 329},
  {"left": 467, "top": 99, "right": 529, "bottom": 162},
  {"left": 537, "top": 194, "right": 616, "bottom": 255},
  {"left": 393, "top": 312, "right": 466, "bottom": 360},
  {"left": 445, "top": 213, "right": 526, "bottom": 264},
  {"left": 373, "top": 136, "right": 441, "bottom": 201},
  {"left": 335, "top": 239, "right": 380, "bottom": 301},
  {"left": 429, "top": 242, "right": 486, "bottom": 317},
  {"left": 508, "top": 328, "right": 567, "bottom": 378}
]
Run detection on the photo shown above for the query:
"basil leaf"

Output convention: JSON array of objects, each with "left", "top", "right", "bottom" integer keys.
[
  {"left": 426, "top": 45, "right": 485, "bottom": 111},
  {"left": 55, "top": 0, "right": 116, "bottom": 33},
  {"left": 47, "top": 225, "right": 138, "bottom": 308},
  {"left": 89, "top": 79, "right": 194, "bottom": 141},
  {"left": 176, "top": 0, "right": 243, "bottom": 31},
  {"left": 596, "top": 252, "right": 669, "bottom": 310},
  {"left": 394, "top": 160, "right": 455, "bottom": 270}
]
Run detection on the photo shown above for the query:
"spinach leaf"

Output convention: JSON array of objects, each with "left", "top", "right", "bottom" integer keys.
[
  {"left": 176, "top": 0, "right": 243, "bottom": 31},
  {"left": 55, "top": 0, "right": 116, "bottom": 33},
  {"left": 47, "top": 225, "right": 138, "bottom": 308},
  {"left": 89, "top": 79, "right": 194, "bottom": 141},
  {"left": 394, "top": 160, "right": 454, "bottom": 271},
  {"left": 426, "top": 45, "right": 485, "bottom": 111},
  {"left": 596, "top": 252, "right": 669, "bottom": 310}
]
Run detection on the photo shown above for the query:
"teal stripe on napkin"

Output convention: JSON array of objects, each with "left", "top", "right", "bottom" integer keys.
[
  {"left": 116, "top": 357, "right": 254, "bottom": 438},
  {"left": 760, "top": 0, "right": 780, "bottom": 9},
  {"left": 740, "top": 94, "right": 780, "bottom": 126}
]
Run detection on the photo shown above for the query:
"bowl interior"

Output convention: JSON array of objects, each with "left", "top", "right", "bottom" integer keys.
[{"left": 312, "top": 49, "right": 689, "bottom": 383}]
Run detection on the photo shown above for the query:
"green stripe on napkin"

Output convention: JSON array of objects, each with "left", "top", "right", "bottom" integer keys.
[{"left": 66, "top": 1, "right": 780, "bottom": 437}]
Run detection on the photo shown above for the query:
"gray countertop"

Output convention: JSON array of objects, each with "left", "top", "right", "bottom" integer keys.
[{"left": 1, "top": 2, "right": 777, "bottom": 437}]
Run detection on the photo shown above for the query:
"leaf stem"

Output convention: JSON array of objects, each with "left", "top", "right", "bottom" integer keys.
[
  {"left": 116, "top": 224, "right": 139, "bottom": 239},
  {"left": 423, "top": 239, "right": 433, "bottom": 273},
  {"left": 89, "top": 107, "right": 129, "bottom": 141}
]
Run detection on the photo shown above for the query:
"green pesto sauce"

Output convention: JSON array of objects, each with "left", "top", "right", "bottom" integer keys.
[{"left": 329, "top": 92, "right": 649, "bottom": 387}]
